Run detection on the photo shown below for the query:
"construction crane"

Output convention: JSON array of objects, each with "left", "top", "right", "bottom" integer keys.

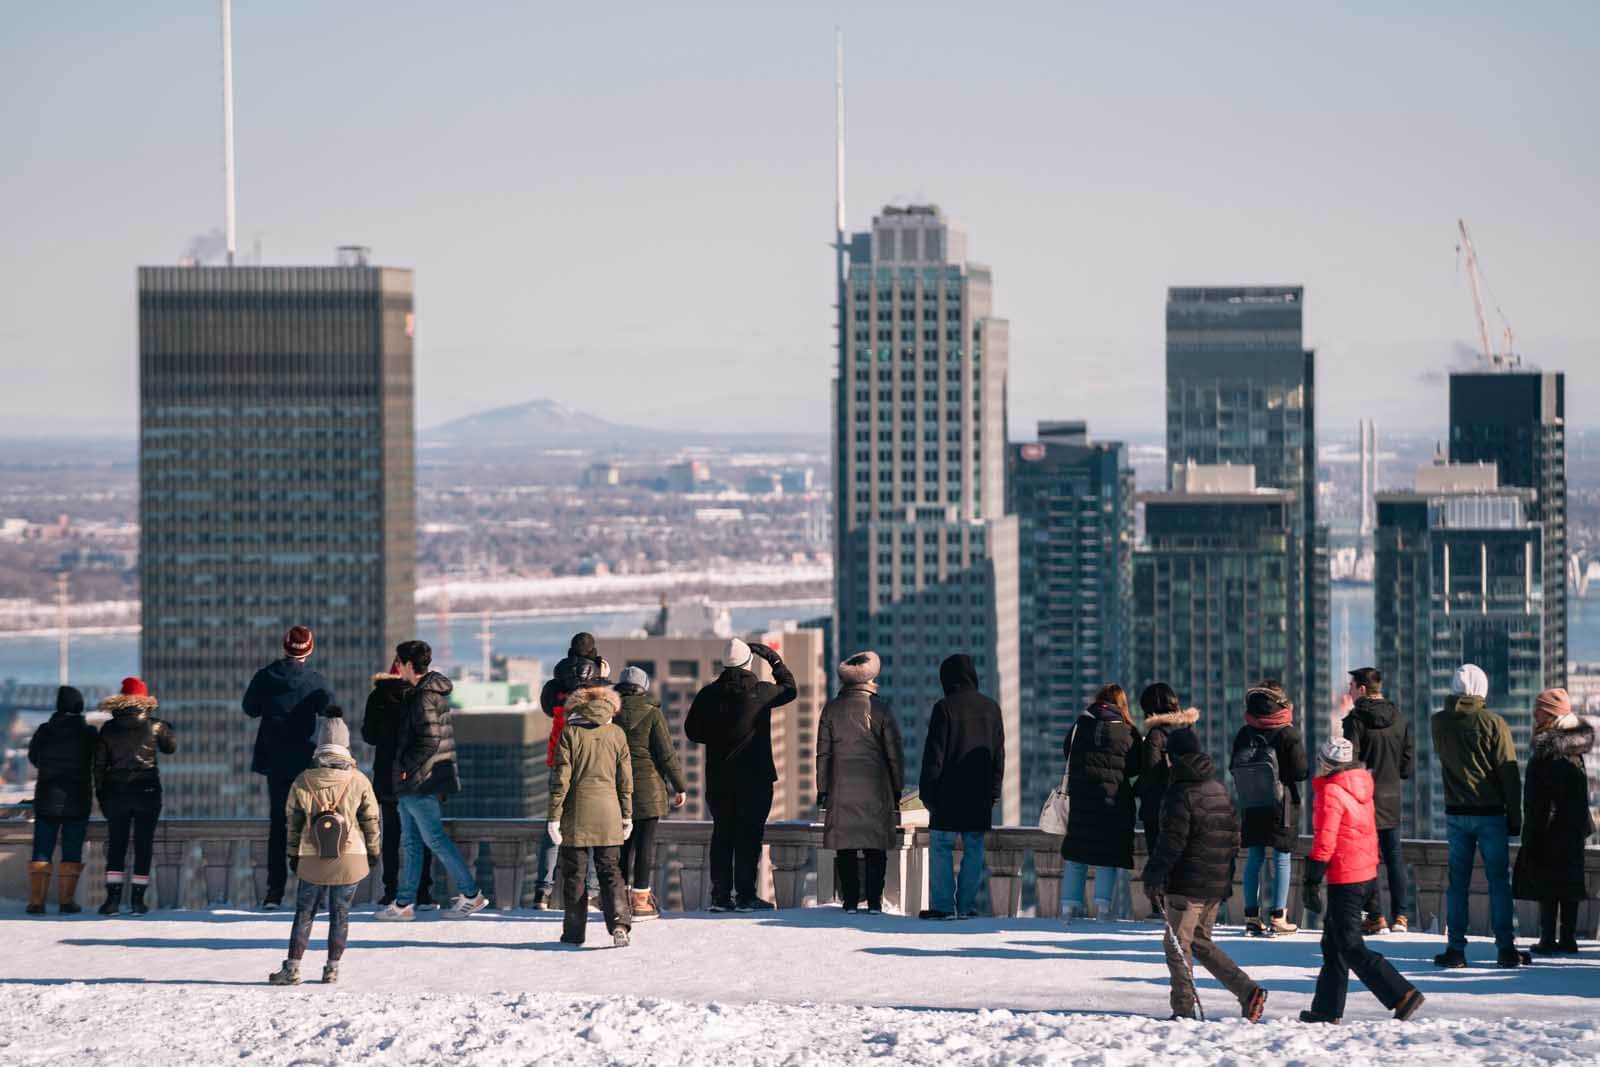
[{"left": 1455, "top": 219, "right": 1517, "bottom": 369}]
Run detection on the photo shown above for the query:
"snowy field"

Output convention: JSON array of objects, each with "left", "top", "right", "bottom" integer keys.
[{"left": 3, "top": 906, "right": 1598, "bottom": 1065}]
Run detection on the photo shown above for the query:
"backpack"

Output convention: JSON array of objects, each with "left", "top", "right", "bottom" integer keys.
[
  {"left": 1230, "top": 727, "right": 1285, "bottom": 815},
  {"left": 309, "top": 774, "right": 358, "bottom": 860}
]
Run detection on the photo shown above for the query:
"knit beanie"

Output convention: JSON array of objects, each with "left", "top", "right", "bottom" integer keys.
[
  {"left": 284, "top": 625, "right": 315, "bottom": 659},
  {"left": 1451, "top": 664, "right": 1488, "bottom": 698},
  {"left": 1317, "top": 735, "right": 1356, "bottom": 775},
  {"left": 618, "top": 665, "right": 650, "bottom": 692},
  {"left": 120, "top": 677, "right": 149, "bottom": 698},
  {"left": 56, "top": 685, "right": 84, "bottom": 716},
  {"left": 1166, "top": 728, "right": 1202, "bottom": 758},
  {"left": 1534, "top": 687, "right": 1570, "bottom": 720},
  {"left": 721, "top": 638, "right": 753, "bottom": 671},
  {"left": 317, "top": 707, "right": 351, "bottom": 750}
]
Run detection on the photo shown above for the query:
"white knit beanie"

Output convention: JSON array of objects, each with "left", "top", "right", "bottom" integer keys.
[{"left": 721, "top": 638, "right": 753, "bottom": 670}]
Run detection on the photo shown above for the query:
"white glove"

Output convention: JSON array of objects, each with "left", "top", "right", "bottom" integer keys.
[
  {"left": 621, "top": 819, "right": 634, "bottom": 840},
  {"left": 547, "top": 823, "right": 563, "bottom": 847}
]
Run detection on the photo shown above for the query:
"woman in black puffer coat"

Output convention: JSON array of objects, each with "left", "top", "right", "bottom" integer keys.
[
  {"left": 1513, "top": 688, "right": 1595, "bottom": 954},
  {"left": 94, "top": 677, "right": 177, "bottom": 916},
  {"left": 26, "top": 686, "right": 97, "bottom": 914},
  {"left": 1060, "top": 684, "right": 1141, "bottom": 919}
]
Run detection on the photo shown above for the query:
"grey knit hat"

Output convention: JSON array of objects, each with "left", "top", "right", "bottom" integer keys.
[
  {"left": 317, "top": 708, "right": 351, "bottom": 751},
  {"left": 619, "top": 665, "right": 651, "bottom": 692}
]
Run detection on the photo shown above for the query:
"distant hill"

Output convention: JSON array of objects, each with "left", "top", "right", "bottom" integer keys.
[{"left": 424, "top": 398, "right": 824, "bottom": 451}]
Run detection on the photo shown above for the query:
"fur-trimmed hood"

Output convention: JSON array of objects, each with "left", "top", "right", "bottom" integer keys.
[
  {"left": 565, "top": 685, "right": 621, "bottom": 726},
  {"left": 1533, "top": 717, "right": 1595, "bottom": 759},
  {"left": 99, "top": 693, "right": 157, "bottom": 718},
  {"left": 371, "top": 672, "right": 403, "bottom": 685},
  {"left": 838, "top": 650, "right": 881, "bottom": 689},
  {"left": 1143, "top": 707, "right": 1199, "bottom": 732}
]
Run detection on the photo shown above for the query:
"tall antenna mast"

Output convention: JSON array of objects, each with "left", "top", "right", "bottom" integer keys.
[
  {"left": 834, "top": 28, "right": 846, "bottom": 246},
  {"left": 222, "top": 0, "right": 238, "bottom": 266}
]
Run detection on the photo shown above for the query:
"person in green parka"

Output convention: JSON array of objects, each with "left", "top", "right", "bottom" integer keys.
[
  {"left": 548, "top": 683, "right": 634, "bottom": 947},
  {"left": 613, "top": 665, "right": 688, "bottom": 921}
]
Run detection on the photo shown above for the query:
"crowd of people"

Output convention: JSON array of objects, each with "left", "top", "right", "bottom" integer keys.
[{"left": 21, "top": 625, "right": 1595, "bottom": 1020}]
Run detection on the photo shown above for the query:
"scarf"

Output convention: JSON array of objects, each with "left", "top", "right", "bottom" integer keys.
[{"left": 1245, "top": 706, "right": 1293, "bottom": 731}]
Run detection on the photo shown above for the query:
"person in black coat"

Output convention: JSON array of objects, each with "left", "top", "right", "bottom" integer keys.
[
  {"left": 1341, "top": 667, "right": 1414, "bottom": 933},
  {"left": 241, "top": 625, "right": 335, "bottom": 908},
  {"left": 94, "top": 677, "right": 177, "bottom": 915},
  {"left": 684, "top": 637, "right": 797, "bottom": 911},
  {"left": 1231, "top": 680, "right": 1309, "bottom": 936},
  {"left": 1142, "top": 728, "right": 1265, "bottom": 1022},
  {"left": 26, "top": 686, "right": 96, "bottom": 914},
  {"left": 918, "top": 654, "right": 1006, "bottom": 919},
  {"left": 360, "top": 667, "right": 431, "bottom": 907},
  {"left": 1513, "top": 688, "right": 1595, "bottom": 954},
  {"left": 1134, "top": 683, "right": 1199, "bottom": 854},
  {"left": 1061, "top": 684, "right": 1141, "bottom": 919},
  {"left": 816, "top": 651, "right": 905, "bottom": 914}
]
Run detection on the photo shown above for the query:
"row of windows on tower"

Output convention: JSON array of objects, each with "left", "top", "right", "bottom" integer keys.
[
  {"left": 856, "top": 448, "right": 981, "bottom": 464},
  {"left": 852, "top": 408, "right": 982, "bottom": 425},
  {"left": 854, "top": 388, "right": 982, "bottom": 403},
  {"left": 852, "top": 285, "right": 962, "bottom": 302},
  {"left": 853, "top": 307, "right": 961, "bottom": 322},
  {"left": 856, "top": 328, "right": 967, "bottom": 344},
  {"left": 853, "top": 489, "right": 980, "bottom": 505},
  {"left": 854, "top": 367, "right": 969, "bottom": 383}
]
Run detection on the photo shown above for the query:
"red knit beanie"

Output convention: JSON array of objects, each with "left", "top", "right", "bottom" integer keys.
[
  {"left": 120, "top": 677, "right": 149, "bottom": 697},
  {"left": 284, "top": 625, "right": 315, "bottom": 658}
]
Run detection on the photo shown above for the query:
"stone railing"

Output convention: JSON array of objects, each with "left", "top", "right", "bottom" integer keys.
[{"left": 2, "top": 817, "right": 1596, "bottom": 938}]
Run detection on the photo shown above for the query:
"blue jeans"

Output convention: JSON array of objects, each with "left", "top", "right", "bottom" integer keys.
[
  {"left": 32, "top": 817, "right": 88, "bottom": 863},
  {"left": 929, "top": 830, "right": 986, "bottom": 914},
  {"left": 397, "top": 794, "right": 479, "bottom": 905},
  {"left": 1446, "top": 813, "right": 1514, "bottom": 949},
  {"left": 289, "top": 880, "right": 359, "bottom": 961},
  {"left": 1243, "top": 846, "right": 1291, "bottom": 915},
  {"left": 1061, "top": 862, "right": 1122, "bottom": 916}
]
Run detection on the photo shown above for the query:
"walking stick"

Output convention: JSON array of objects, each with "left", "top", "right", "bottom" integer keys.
[{"left": 1161, "top": 911, "right": 1206, "bottom": 1021}]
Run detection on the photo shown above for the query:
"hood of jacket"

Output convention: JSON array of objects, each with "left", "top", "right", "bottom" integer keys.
[
  {"left": 1168, "top": 749, "right": 1215, "bottom": 783},
  {"left": 1087, "top": 700, "right": 1125, "bottom": 723},
  {"left": 1444, "top": 693, "right": 1487, "bottom": 716},
  {"left": 566, "top": 685, "right": 621, "bottom": 727},
  {"left": 1352, "top": 696, "right": 1400, "bottom": 731},
  {"left": 100, "top": 693, "right": 157, "bottom": 719},
  {"left": 1144, "top": 707, "right": 1198, "bottom": 732},
  {"left": 1533, "top": 718, "right": 1596, "bottom": 759},
  {"left": 417, "top": 671, "right": 453, "bottom": 698},
  {"left": 717, "top": 665, "right": 760, "bottom": 693},
  {"left": 253, "top": 657, "right": 323, "bottom": 698},
  {"left": 614, "top": 688, "right": 661, "bottom": 729},
  {"left": 56, "top": 686, "right": 85, "bottom": 717},
  {"left": 1320, "top": 766, "right": 1375, "bottom": 803},
  {"left": 371, "top": 672, "right": 404, "bottom": 686},
  {"left": 939, "top": 654, "right": 978, "bottom": 696}
]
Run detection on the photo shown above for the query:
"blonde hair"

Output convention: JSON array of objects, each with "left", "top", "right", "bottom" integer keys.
[{"left": 1093, "top": 683, "right": 1135, "bottom": 729}]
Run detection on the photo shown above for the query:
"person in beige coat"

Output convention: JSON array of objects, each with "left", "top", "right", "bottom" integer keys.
[
  {"left": 269, "top": 709, "right": 380, "bottom": 986},
  {"left": 548, "top": 684, "right": 634, "bottom": 947}
]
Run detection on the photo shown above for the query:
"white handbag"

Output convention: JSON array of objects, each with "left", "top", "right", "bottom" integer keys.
[{"left": 1038, "top": 722, "right": 1074, "bottom": 836}]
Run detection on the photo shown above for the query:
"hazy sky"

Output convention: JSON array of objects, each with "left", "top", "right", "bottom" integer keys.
[{"left": 4, "top": 2, "right": 1596, "bottom": 439}]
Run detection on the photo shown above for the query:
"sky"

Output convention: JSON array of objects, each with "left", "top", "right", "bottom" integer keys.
[{"left": 3, "top": 1, "right": 1596, "bottom": 439}]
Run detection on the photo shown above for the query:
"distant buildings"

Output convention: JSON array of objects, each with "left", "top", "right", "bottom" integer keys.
[
  {"left": 1007, "top": 421, "right": 1133, "bottom": 816},
  {"left": 582, "top": 462, "right": 620, "bottom": 488},
  {"left": 448, "top": 705, "right": 551, "bottom": 820},
  {"left": 667, "top": 460, "right": 711, "bottom": 493},
  {"left": 138, "top": 260, "right": 416, "bottom": 817},
  {"left": 832, "top": 204, "right": 1021, "bottom": 823}
]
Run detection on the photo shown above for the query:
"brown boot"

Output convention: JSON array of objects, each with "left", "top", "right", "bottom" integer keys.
[
  {"left": 27, "top": 862, "right": 51, "bottom": 914},
  {"left": 58, "top": 862, "right": 85, "bottom": 914},
  {"left": 631, "top": 888, "right": 659, "bottom": 922},
  {"left": 1391, "top": 915, "right": 1409, "bottom": 934}
]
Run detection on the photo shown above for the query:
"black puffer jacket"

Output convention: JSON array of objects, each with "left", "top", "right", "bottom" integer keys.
[
  {"left": 918, "top": 655, "right": 1006, "bottom": 833},
  {"left": 1142, "top": 750, "right": 1240, "bottom": 900},
  {"left": 1061, "top": 702, "right": 1141, "bottom": 869},
  {"left": 1513, "top": 719, "right": 1596, "bottom": 902},
  {"left": 684, "top": 645, "right": 797, "bottom": 790},
  {"left": 360, "top": 673, "right": 412, "bottom": 803},
  {"left": 1232, "top": 722, "right": 1309, "bottom": 851},
  {"left": 1341, "top": 697, "right": 1413, "bottom": 830},
  {"left": 394, "top": 672, "right": 460, "bottom": 798},
  {"left": 241, "top": 657, "right": 334, "bottom": 779},
  {"left": 817, "top": 685, "right": 905, "bottom": 852},
  {"left": 94, "top": 693, "right": 177, "bottom": 794},
  {"left": 1135, "top": 708, "right": 1199, "bottom": 841},
  {"left": 28, "top": 687, "right": 97, "bottom": 820}
]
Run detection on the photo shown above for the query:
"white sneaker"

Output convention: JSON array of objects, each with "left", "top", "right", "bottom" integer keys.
[
  {"left": 445, "top": 892, "right": 488, "bottom": 918},
  {"left": 375, "top": 902, "right": 415, "bottom": 922}
]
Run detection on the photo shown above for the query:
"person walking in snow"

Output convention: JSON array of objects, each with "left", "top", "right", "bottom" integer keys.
[
  {"left": 26, "top": 686, "right": 95, "bottom": 915},
  {"left": 1512, "top": 687, "right": 1594, "bottom": 955},
  {"left": 1300, "top": 736, "right": 1425, "bottom": 1024},
  {"left": 1142, "top": 727, "right": 1266, "bottom": 1022},
  {"left": 1061, "top": 683, "right": 1140, "bottom": 920},
  {"left": 242, "top": 625, "right": 335, "bottom": 909},
  {"left": 269, "top": 709, "right": 381, "bottom": 986},
  {"left": 1341, "top": 667, "right": 1414, "bottom": 934},
  {"left": 1431, "top": 663, "right": 1522, "bottom": 969},
  {"left": 1133, "top": 683, "right": 1198, "bottom": 855},
  {"left": 549, "top": 682, "right": 634, "bottom": 947},
  {"left": 533, "top": 635, "right": 605, "bottom": 910},
  {"left": 1231, "top": 680, "right": 1308, "bottom": 937},
  {"left": 360, "top": 662, "right": 433, "bottom": 908},
  {"left": 816, "top": 652, "right": 905, "bottom": 915},
  {"left": 917, "top": 654, "right": 1005, "bottom": 920},
  {"left": 94, "top": 677, "right": 176, "bottom": 915},
  {"left": 614, "top": 665, "right": 688, "bottom": 921}
]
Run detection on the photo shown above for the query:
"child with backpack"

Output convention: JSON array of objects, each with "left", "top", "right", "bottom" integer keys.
[
  {"left": 269, "top": 709, "right": 380, "bottom": 985},
  {"left": 1230, "top": 680, "right": 1308, "bottom": 936}
]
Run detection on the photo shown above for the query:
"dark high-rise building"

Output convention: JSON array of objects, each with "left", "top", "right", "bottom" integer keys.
[
  {"left": 1449, "top": 370, "right": 1566, "bottom": 690},
  {"left": 139, "top": 259, "right": 416, "bottom": 817},
  {"left": 1374, "top": 461, "right": 1542, "bottom": 838},
  {"left": 1007, "top": 421, "right": 1133, "bottom": 815},
  {"left": 1165, "top": 286, "right": 1328, "bottom": 757},
  {"left": 1133, "top": 463, "right": 1297, "bottom": 758}
]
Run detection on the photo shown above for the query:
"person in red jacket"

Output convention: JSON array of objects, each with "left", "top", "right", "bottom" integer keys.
[{"left": 1300, "top": 736, "right": 1425, "bottom": 1024}]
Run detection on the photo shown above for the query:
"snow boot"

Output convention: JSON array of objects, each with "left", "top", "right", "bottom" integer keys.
[
  {"left": 1245, "top": 913, "right": 1271, "bottom": 937},
  {"left": 1496, "top": 945, "right": 1524, "bottom": 968},
  {"left": 531, "top": 889, "right": 548, "bottom": 910},
  {"left": 1390, "top": 914, "right": 1409, "bottom": 934},
  {"left": 58, "top": 862, "right": 84, "bottom": 914},
  {"left": 268, "top": 960, "right": 301, "bottom": 986},
  {"left": 98, "top": 879, "right": 124, "bottom": 916},
  {"left": 1433, "top": 947, "right": 1467, "bottom": 968},
  {"left": 1243, "top": 987, "right": 1268, "bottom": 1023},
  {"left": 1532, "top": 935, "right": 1561, "bottom": 955},
  {"left": 612, "top": 927, "right": 631, "bottom": 948},
  {"left": 631, "top": 889, "right": 659, "bottom": 922},
  {"left": 1361, "top": 914, "right": 1388, "bottom": 935},
  {"left": 1298, "top": 1010, "right": 1340, "bottom": 1025},
  {"left": 1268, "top": 910, "right": 1298, "bottom": 935},
  {"left": 129, "top": 881, "right": 150, "bottom": 915},
  {"left": 27, "top": 862, "right": 51, "bottom": 914},
  {"left": 1393, "top": 989, "right": 1425, "bottom": 1021},
  {"left": 321, "top": 962, "right": 340, "bottom": 984}
]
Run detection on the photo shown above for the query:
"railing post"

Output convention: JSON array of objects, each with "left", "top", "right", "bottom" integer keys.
[
  {"left": 152, "top": 830, "right": 186, "bottom": 911},
  {"left": 1034, "top": 843, "right": 1064, "bottom": 919},
  {"left": 675, "top": 841, "right": 710, "bottom": 912},
  {"left": 179, "top": 839, "right": 208, "bottom": 911},
  {"left": 488, "top": 836, "right": 530, "bottom": 911},
  {"left": 985, "top": 836, "right": 1024, "bottom": 918}
]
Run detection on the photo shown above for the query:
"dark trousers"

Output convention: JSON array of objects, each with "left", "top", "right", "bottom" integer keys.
[
  {"left": 559, "top": 845, "right": 630, "bottom": 943},
  {"left": 708, "top": 777, "right": 774, "bottom": 904},
  {"left": 380, "top": 799, "right": 432, "bottom": 904},
  {"left": 103, "top": 785, "right": 161, "bottom": 877},
  {"left": 32, "top": 817, "right": 89, "bottom": 863},
  {"left": 1363, "top": 826, "right": 1410, "bottom": 921},
  {"left": 619, "top": 817, "right": 660, "bottom": 891},
  {"left": 835, "top": 849, "right": 887, "bottom": 910},
  {"left": 1539, "top": 899, "right": 1580, "bottom": 945},
  {"left": 288, "top": 880, "right": 359, "bottom": 961},
  {"left": 1312, "top": 880, "right": 1415, "bottom": 1019},
  {"left": 266, "top": 773, "right": 297, "bottom": 898}
]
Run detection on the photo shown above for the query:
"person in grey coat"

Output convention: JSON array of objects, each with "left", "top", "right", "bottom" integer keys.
[{"left": 817, "top": 651, "right": 905, "bottom": 914}]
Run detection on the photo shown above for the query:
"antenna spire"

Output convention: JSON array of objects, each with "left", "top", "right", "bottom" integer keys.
[
  {"left": 222, "top": 0, "right": 237, "bottom": 266},
  {"left": 834, "top": 28, "right": 846, "bottom": 243}
]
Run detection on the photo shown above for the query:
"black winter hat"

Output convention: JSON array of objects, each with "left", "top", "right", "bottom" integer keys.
[
  {"left": 568, "top": 632, "right": 599, "bottom": 659},
  {"left": 1166, "top": 728, "right": 1202, "bottom": 758},
  {"left": 56, "top": 686, "right": 84, "bottom": 716}
]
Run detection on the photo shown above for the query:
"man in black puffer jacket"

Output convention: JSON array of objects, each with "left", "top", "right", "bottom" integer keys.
[
  {"left": 360, "top": 667, "right": 431, "bottom": 907},
  {"left": 1342, "top": 667, "right": 1413, "bottom": 934},
  {"left": 27, "top": 686, "right": 96, "bottom": 914},
  {"left": 1143, "top": 729, "right": 1265, "bottom": 1022}
]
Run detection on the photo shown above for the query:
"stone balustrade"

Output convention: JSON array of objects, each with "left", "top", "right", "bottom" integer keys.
[{"left": 3, "top": 817, "right": 1597, "bottom": 938}]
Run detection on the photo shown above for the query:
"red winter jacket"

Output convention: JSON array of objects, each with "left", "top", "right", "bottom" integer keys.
[
  {"left": 1309, "top": 767, "right": 1379, "bottom": 885},
  {"left": 546, "top": 700, "right": 567, "bottom": 769}
]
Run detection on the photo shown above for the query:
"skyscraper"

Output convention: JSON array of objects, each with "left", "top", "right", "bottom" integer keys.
[
  {"left": 1133, "top": 463, "right": 1297, "bottom": 758},
  {"left": 1449, "top": 370, "right": 1566, "bottom": 690},
  {"left": 139, "top": 258, "right": 416, "bottom": 816},
  {"left": 1007, "top": 421, "right": 1133, "bottom": 815},
  {"left": 1164, "top": 286, "right": 1328, "bottom": 753},
  {"left": 833, "top": 205, "right": 1021, "bottom": 822},
  {"left": 1374, "top": 461, "right": 1542, "bottom": 838}
]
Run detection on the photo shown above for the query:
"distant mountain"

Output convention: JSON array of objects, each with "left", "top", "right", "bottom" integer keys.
[{"left": 423, "top": 398, "right": 824, "bottom": 451}]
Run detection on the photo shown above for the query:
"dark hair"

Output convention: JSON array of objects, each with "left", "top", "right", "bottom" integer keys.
[
  {"left": 1139, "top": 683, "right": 1181, "bottom": 719},
  {"left": 1092, "top": 683, "right": 1135, "bottom": 728},
  {"left": 324, "top": 704, "right": 344, "bottom": 719},
  {"left": 395, "top": 640, "right": 432, "bottom": 673},
  {"left": 1246, "top": 679, "right": 1292, "bottom": 713},
  {"left": 1348, "top": 667, "right": 1383, "bottom": 695}
]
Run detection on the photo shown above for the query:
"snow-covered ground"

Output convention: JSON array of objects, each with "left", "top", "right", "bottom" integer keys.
[{"left": 4, "top": 906, "right": 1598, "bottom": 1065}]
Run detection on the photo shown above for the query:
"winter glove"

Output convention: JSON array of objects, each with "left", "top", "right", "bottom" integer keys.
[
  {"left": 1507, "top": 816, "right": 1522, "bottom": 839},
  {"left": 288, "top": 856, "right": 299, "bottom": 875},
  {"left": 547, "top": 823, "right": 563, "bottom": 848},
  {"left": 621, "top": 819, "right": 634, "bottom": 841},
  {"left": 748, "top": 642, "right": 780, "bottom": 663},
  {"left": 1146, "top": 888, "right": 1166, "bottom": 916},
  {"left": 1303, "top": 859, "right": 1326, "bottom": 914}
]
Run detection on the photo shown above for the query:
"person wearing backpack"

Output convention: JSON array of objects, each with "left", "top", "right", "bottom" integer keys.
[
  {"left": 269, "top": 709, "right": 381, "bottom": 986},
  {"left": 1231, "top": 680, "right": 1308, "bottom": 936},
  {"left": 1341, "top": 667, "right": 1414, "bottom": 934},
  {"left": 1061, "top": 684, "right": 1141, "bottom": 920}
]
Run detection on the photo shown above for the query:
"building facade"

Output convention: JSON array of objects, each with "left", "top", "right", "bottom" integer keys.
[
  {"left": 448, "top": 705, "right": 551, "bottom": 820},
  {"left": 1374, "top": 462, "right": 1542, "bottom": 838},
  {"left": 1007, "top": 421, "right": 1133, "bottom": 816},
  {"left": 138, "top": 263, "right": 416, "bottom": 817},
  {"left": 832, "top": 205, "right": 1021, "bottom": 823}
]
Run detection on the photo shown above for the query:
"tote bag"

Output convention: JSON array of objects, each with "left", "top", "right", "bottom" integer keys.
[{"left": 1038, "top": 722, "right": 1075, "bottom": 836}]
